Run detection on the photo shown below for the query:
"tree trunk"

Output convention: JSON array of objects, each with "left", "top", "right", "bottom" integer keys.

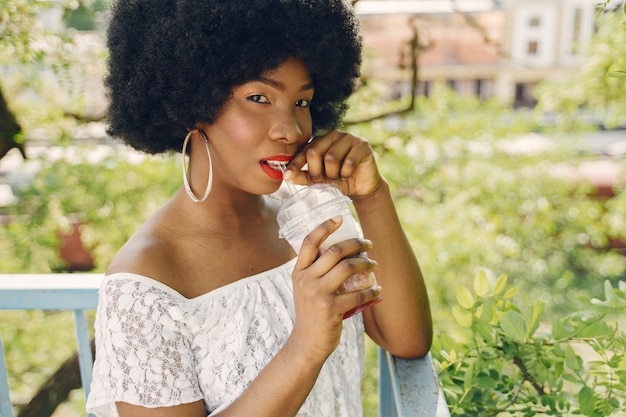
[
  {"left": 17, "top": 339, "right": 95, "bottom": 417},
  {"left": 0, "top": 85, "right": 25, "bottom": 160}
]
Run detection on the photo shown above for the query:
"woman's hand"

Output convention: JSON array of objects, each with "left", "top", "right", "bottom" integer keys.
[
  {"left": 284, "top": 130, "right": 382, "bottom": 198},
  {"left": 288, "top": 216, "right": 380, "bottom": 361}
]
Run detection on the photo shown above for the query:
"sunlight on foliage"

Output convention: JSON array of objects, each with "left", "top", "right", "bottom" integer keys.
[
  {"left": 432, "top": 270, "right": 626, "bottom": 416},
  {"left": 1, "top": 147, "right": 179, "bottom": 272},
  {"left": 535, "top": 11, "right": 626, "bottom": 130}
]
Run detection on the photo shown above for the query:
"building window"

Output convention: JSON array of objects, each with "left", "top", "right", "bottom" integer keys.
[
  {"left": 475, "top": 79, "right": 483, "bottom": 97},
  {"left": 529, "top": 16, "right": 541, "bottom": 27},
  {"left": 515, "top": 82, "right": 537, "bottom": 107},
  {"left": 527, "top": 40, "right": 539, "bottom": 55},
  {"left": 515, "top": 83, "right": 528, "bottom": 107}
]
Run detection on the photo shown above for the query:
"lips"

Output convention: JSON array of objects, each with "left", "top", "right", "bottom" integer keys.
[{"left": 260, "top": 155, "right": 293, "bottom": 180}]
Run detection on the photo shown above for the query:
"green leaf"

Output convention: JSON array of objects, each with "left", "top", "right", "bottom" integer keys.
[
  {"left": 475, "top": 375, "right": 497, "bottom": 389},
  {"left": 452, "top": 305, "right": 473, "bottom": 327},
  {"left": 474, "top": 269, "right": 489, "bottom": 297},
  {"left": 578, "top": 386, "right": 596, "bottom": 416},
  {"left": 604, "top": 280, "right": 621, "bottom": 306},
  {"left": 464, "top": 360, "right": 475, "bottom": 391},
  {"left": 478, "top": 301, "right": 494, "bottom": 323},
  {"left": 578, "top": 320, "right": 612, "bottom": 338},
  {"left": 493, "top": 274, "right": 508, "bottom": 296},
  {"left": 563, "top": 372, "right": 580, "bottom": 383},
  {"left": 609, "top": 353, "right": 623, "bottom": 368},
  {"left": 500, "top": 310, "right": 527, "bottom": 340},
  {"left": 565, "top": 345, "right": 582, "bottom": 371},
  {"left": 503, "top": 286, "right": 519, "bottom": 299},
  {"left": 608, "top": 70, "right": 626, "bottom": 78},
  {"left": 524, "top": 300, "right": 544, "bottom": 338},
  {"left": 456, "top": 285, "right": 475, "bottom": 309},
  {"left": 474, "top": 318, "right": 494, "bottom": 344}
]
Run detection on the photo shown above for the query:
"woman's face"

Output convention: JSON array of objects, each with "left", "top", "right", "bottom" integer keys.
[{"left": 201, "top": 57, "right": 314, "bottom": 196}]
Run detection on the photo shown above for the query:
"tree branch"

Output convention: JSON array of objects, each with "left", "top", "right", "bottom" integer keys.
[
  {"left": 512, "top": 354, "right": 545, "bottom": 395},
  {"left": 452, "top": 2, "right": 508, "bottom": 59},
  {"left": 17, "top": 339, "right": 95, "bottom": 417},
  {"left": 0, "top": 85, "right": 25, "bottom": 160},
  {"left": 345, "top": 17, "right": 431, "bottom": 126}
]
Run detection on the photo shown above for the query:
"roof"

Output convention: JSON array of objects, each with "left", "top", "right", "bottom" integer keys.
[{"left": 354, "top": 0, "right": 498, "bottom": 15}]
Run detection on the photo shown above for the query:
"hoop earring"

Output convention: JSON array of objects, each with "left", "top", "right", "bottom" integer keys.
[{"left": 182, "top": 129, "right": 213, "bottom": 203}]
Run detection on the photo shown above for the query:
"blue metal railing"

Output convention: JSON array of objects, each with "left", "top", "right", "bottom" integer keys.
[
  {"left": 0, "top": 274, "right": 449, "bottom": 417},
  {"left": 0, "top": 274, "right": 100, "bottom": 417}
]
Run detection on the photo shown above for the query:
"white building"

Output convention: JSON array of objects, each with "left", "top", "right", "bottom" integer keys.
[
  {"left": 355, "top": 0, "right": 599, "bottom": 106},
  {"left": 501, "top": 0, "right": 597, "bottom": 105}
]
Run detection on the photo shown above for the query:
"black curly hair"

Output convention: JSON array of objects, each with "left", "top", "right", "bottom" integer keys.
[{"left": 105, "top": 0, "right": 362, "bottom": 154}]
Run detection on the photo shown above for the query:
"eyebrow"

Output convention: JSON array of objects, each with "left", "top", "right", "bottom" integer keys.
[{"left": 256, "top": 76, "right": 315, "bottom": 92}]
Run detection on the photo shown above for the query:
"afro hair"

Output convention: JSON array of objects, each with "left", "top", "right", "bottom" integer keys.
[{"left": 105, "top": 0, "right": 363, "bottom": 154}]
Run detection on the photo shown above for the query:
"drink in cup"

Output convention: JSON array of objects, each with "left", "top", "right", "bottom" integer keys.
[{"left": 276, "top": 183, "right": 382, "bottom": 319}]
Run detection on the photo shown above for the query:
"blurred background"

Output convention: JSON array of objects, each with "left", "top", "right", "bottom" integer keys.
[{"left": 1, "top": 0, "right": 625, "bottom": 416}]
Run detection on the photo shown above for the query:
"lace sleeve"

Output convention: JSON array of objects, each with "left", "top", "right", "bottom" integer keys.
[{"left": 87, "top": 277, "right": 204, "bottom": 415}]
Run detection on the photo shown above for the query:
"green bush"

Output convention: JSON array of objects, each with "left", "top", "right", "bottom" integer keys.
[
  {"left": 348, "top": 85, "right": 626, "bottom": 321},
  {"left": 349, "top": 85, "right": 626, "bottom": 414},
  {"left": 433, "top": 270, "right": 626, "bottom": 416},
  {"left": 1, "top": 147, "right": 179, "bottom": 273}
]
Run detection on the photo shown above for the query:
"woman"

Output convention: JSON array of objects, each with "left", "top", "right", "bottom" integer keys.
[{"left": 86, "top": 1, "right": 433, "bottom": 416}]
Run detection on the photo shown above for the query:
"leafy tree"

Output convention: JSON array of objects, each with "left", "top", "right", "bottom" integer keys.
[
  {"left": 348, "top": 84, "right": 626, "bottom": 317},
  {"left": 0, "top": 0, "right": 107, "bottom": 155},
  {"left": 1, "top": 149, "right": 180, "bottom": 273},
  {"left": 535, "top": 9, "right": 626, "bottom": 129},
  {"left": 433, "top": 270, "right": 626, "bottom": 416}
]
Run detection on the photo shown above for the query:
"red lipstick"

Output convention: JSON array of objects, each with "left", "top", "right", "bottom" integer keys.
[{"left": 260, "top": 155, "right": 293, "bottom": 180}]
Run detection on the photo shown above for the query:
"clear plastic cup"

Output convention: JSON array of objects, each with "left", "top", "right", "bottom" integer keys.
[{"left": 277, "top": 183, "right": 381, "bottom": 319}]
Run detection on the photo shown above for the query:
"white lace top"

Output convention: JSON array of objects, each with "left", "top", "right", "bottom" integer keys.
[{"left": 86, "top": 258, "right": 365, "bottom": 417}]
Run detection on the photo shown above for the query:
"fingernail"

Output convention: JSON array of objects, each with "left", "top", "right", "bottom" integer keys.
[
  {"left": 331, "top": 215, "right": 342, "bottom": 223},
  {"left": 283, "top": 169, "right": 293, "bottom": 179}
]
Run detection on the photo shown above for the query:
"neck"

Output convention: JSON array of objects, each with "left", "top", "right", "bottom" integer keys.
[{"left": 171, "top": 188, "right": 279, "bottom": 237}]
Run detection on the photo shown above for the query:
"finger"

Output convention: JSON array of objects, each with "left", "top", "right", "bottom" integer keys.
[
  {"left": 315, "top": 238, "right": 373, "bottom": 276},
  {"left": 303, "top": 139, "right": 332, "bottom": 183},
  {"left": 284, "top": 137, "right": 315, "bottom": 185},
  {"left": 286, "top": 133, "right": 375, "bottom": 187},
  {"left": 320, "top": 135, "right": 352, "bottom": 180},
  {"left": 335, "top": 285, "right": 383, "bottom": 316},
  {"left": 312, "top": 131, "right": 370, "bottom": 180},
  {"left": 320, "top": 252, "right": 378, "bottom": 293},
  {"left": 338, "top": 139, "right": 373, "bottom": 179},
  {"left": 295, "top": 216, "right": 343, "bottom": 269},
  {"left": 292, "top": 132, "right": 346, "bottom": 183}
]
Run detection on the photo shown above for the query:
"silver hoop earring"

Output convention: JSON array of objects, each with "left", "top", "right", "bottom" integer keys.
[{"left": 182, "top": 129, "right": 213, "bottom": 203}]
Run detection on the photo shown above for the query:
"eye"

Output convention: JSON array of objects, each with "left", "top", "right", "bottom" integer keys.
[
  {"left": 248, "top": 94, "right": 270, "bottom": 104},
  {"left": 296, "top": 99, "right": 311, "bottom": 108}
]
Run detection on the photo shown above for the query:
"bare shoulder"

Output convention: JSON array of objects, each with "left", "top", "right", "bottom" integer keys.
[
  {"left": 106, "top": 196, "right": 196, "bottom": 283},
  {"left": 106, "top": 224, "right": 178, "bottom": 279},
  {"left": 105, "top": 208, "right": 226, "bottom": 298}
]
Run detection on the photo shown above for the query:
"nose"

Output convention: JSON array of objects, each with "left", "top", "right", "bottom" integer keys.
[{"left": 268, "top": 107, "right": 305, "bottom": 144}]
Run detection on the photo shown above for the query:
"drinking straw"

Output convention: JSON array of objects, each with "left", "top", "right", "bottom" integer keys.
[{"left": 278, "top": 163, "right": 300, "bottom": 196}]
